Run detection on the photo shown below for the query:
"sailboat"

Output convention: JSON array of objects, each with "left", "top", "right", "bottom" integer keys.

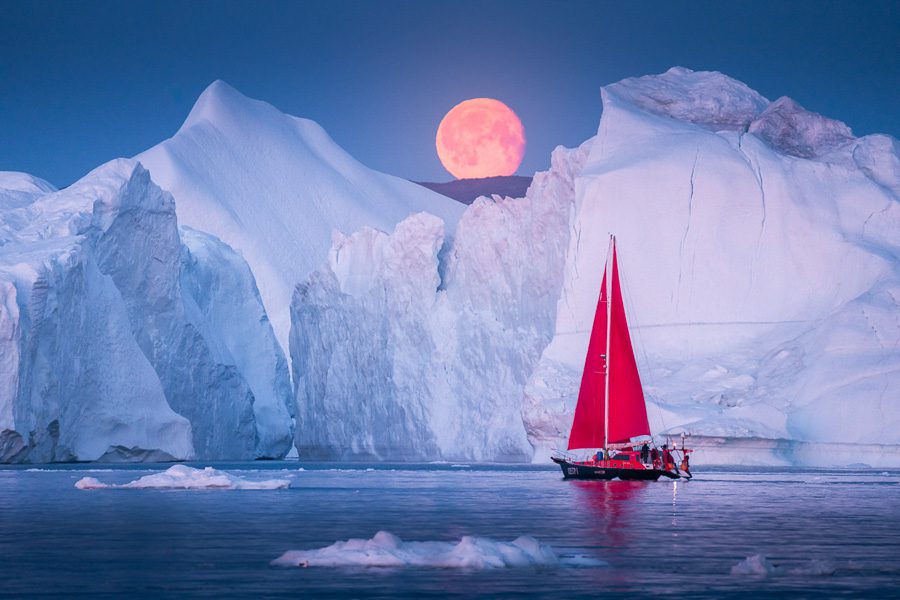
[{"left": 552, "top": 236, "right": 692, "bottom": 481}]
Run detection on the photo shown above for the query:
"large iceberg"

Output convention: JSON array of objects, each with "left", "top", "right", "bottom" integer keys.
[
  {"left": 292, "top": 67, "right": 900, "bottom": 466},
  {"left": 136, "top": 80, "right": 464, "bottom": 352},
  {"left": 527, "top": 67, "right": 900, "bottom": 465},
  {"left": 2, "top": 69, "right": 897, "bottom": 466},
  {"left": 0, "top": 160, "right": 293, "bottom": 462}
]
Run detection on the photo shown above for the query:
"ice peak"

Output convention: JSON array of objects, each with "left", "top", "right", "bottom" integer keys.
[
  {"left": 179, "top": 79, "right": 271, "bottom": 133},
  {"left": 748, "top": 96, "right": 855, "bottom": 158},
  {"left": 0, "top": 172, "right": 57, "bottom": 196},
  {"left": 604, "top": 66, "right": 770, "bottom": 131}
]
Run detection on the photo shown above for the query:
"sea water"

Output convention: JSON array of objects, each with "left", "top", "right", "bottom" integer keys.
[{"left": 1, "top": 463, "right": 899, "bottom": 597}]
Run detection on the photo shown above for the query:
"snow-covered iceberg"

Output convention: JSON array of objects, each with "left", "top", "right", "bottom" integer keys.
[
  {"left": 271, "top": 531, "right": 603, "bottom": 568},
  {"left": 292, "top": 67, "right": 900, "bottom": 466},
  {"left": 75, "top": 465, "right": 290, "bottom": 490},
  {"left": 137, "top": 80, "right": 464, "bottom": 352},
  {"left": 527, "top": 67, "right": 900, "bottom": 465},
  {"left": 0, "top": 159, "right": 293, "bottom": 462}
]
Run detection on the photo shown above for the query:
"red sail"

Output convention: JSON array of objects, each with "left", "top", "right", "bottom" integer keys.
[
  {"left": 567, "top": 268, "right": 609, "bottom": 450},
  {"left": 567, "top": 240, "right": 650, "bottom": 450},
  {"left": 607, "top": 244, "right": 651, "bottom": 443}
]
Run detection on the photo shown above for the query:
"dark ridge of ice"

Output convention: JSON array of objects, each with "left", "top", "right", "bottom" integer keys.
[{"left": 415, "top": 175, "right": 533, "bottom": 205}]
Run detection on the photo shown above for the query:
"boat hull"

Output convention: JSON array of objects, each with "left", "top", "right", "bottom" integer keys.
[{"left": 552, "top": 457, "right": 681, "bottom": 481}]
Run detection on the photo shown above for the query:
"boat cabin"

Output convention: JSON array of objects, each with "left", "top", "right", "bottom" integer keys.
[{"left": 582, "top": 450, "right": 646, "bottom": 469}]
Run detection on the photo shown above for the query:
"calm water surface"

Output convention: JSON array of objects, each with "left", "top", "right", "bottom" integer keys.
[{"left": 1, "top": 463, "right": 899, "bottom": 598}]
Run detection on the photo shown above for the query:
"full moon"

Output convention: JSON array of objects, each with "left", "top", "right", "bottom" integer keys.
[{"left": 436, "top": 98, "right": 526, "bottom": 179}]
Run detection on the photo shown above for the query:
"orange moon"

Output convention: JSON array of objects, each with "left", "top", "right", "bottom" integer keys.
[{"left": 436, "top": 98, "right": 526, "bottom": 179}]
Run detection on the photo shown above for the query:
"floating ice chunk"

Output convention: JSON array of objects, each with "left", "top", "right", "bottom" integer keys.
[
  {"left": 74, "top": 465, "right": 290, "bottom": 490},
  {"left": 730, "top": 554, "right": 780, "bottom": 577},
  {"left": 74, "top": 477, "right": 107, "bottom": 490},
  {"left": 788, "top": 559, "right": 836, "bottom": 576},
  {"left": 730, "top": 555, "right": 836, "bottom": 577},
  {"left": 272, "top": 531, "right": 605, "bottom": 569}
]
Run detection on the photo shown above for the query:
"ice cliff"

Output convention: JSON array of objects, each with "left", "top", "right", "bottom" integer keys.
[
  {"left": 291, "top": 140, "right": 591, "bottom": 460},
  {"left": 136, "top": 80, "right": 464, "bottom": 352},
  {"left": 0, "top": 160, "right": 293, "bottom": 462},
  {"left": 292, "top": 67, "right": 900, "bottom": 466}
]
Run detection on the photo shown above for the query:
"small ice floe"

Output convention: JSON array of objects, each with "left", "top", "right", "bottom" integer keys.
[
  {"left": 789, "top": 559, "right": 836, "bottom": 576},
  {"left": 730, "top": 555, "right": 835, "bottom": 577},
  {"left": 450, "top": 464, "right": 471, "bottom": 468},
  {"left": 272, "top": 531, "right": 605, "bottom": 569},
  {"left": 74, "top": 465, "right": 290, "bottom": 490},
  {"left": 731, "top": 554, "right": 779, "bottom": 576}
]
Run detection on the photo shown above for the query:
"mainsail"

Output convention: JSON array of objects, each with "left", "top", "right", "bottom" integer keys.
[{"left": 567, "top": 238, "right": 650, "bottom": 450}]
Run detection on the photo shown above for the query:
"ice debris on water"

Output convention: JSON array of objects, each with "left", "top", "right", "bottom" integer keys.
[
  {"left": 731, "top": 554, "right": 779, "bottom": 576},
  {"left": 74, "top": 465, "right": 290, "bottom": 490},
  {"left": 271, "top": 531, "right": 606, "bottom": 569},
  {"left": 730, "top": 555, "right": 835, "bottom": 577}
]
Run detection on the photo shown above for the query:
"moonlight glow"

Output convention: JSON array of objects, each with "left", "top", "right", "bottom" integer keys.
[{"left": 436, "top": 98, "right": 526, "bottom": 179}]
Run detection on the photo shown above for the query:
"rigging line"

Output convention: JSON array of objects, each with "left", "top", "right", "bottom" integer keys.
[{"left": 617, "top": 251, "right": 671, "bottom": 440}]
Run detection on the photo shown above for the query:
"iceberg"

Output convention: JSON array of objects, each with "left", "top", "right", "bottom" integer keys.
[
  {"left": 3, "top": 69, "right": 897, "bottom": 466},
  {"left": 137, "top": 80, "right": 464, "bottom": 352},
  {"left": 75, "top": 464, "right": 290, "bottom": 490},
  {"left": 271, "top": 531, "right": 603, "bottom": 568},
  {"left": 527, "top": 67, "right": 900, "bottom": 465},
  {"left": 292, "top": 67, "right": 900, "bottom": 466},
  {"left": 0, "top": 159, "right": 293, "bottom": 462}
]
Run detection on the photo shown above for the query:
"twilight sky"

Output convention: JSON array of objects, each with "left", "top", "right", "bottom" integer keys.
[{"left": 1, "top": 0, "right": 898, "bottom": 187}]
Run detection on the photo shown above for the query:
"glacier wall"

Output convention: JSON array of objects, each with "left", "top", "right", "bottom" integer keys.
[{"left": 0, "top": 160, "right": 293, "bottom": 462}]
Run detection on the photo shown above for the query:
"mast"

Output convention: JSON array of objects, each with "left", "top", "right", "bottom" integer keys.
[
  {"left": 603, "top": 235, "right": 613, "bottom": 454},
  {"left": 566, "top": 234, "right": 649, "bottom": 453}
]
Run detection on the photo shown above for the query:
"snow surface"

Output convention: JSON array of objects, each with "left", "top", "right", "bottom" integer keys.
[
  {"left": 136, "top": 80, "right": 464, "bottom": 352},
  {"left": 0, "top": 160, "right": 293, "bottom": 462},
  {"left": 292, "top": 67, "right": 900, "bottom": 466},
  {"left": 271, "top": 531, "right": 604, "bottom": 568},
  {"left": 75, "top": 465, "right": 290, "bottom": 490}
]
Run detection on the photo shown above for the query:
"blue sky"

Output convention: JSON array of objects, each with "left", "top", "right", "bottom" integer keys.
[{"left": 1, "top": 0, "right": 898, "bottom": 186}]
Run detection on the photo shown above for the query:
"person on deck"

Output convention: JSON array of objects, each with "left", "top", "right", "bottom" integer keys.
[
  {"left": 640, "top": 443, "right": 650, "bottom": 464},
  {"left": 680, "top": 452, "right": 691, "bottom": 476},
  {"left": 650, "top": 446, "right": 660, "bottom": 469},
  {"left": 662, "top": 445, "right": 674, "bottom": 471}
]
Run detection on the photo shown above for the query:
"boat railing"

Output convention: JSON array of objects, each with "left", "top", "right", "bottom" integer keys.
[{"left": 550, "top": 448, "right": 580, "bottom": 461}]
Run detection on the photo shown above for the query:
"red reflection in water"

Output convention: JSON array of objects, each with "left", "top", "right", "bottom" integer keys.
[{"left": 570, "top": 480, "right": 649, "bottom": 547}]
